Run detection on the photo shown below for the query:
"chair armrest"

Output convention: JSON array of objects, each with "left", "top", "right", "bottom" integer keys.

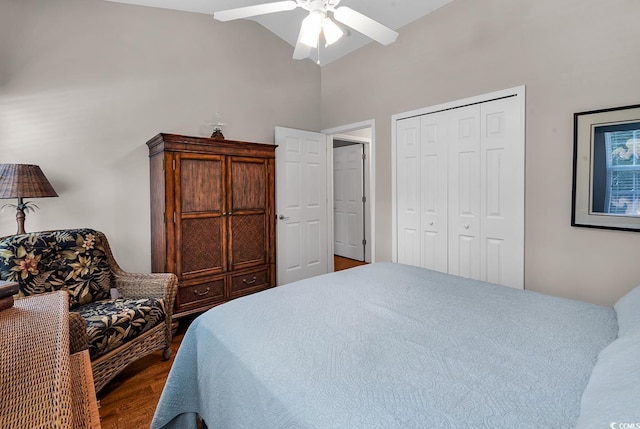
[
  {"left": 113, "top": 272, "right": 178, "bottom": 317},
  {"left": 69, "top": 311, "right": 89, "bottom": 355}
]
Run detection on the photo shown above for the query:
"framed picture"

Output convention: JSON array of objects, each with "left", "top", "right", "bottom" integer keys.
[{"left": 572, "top": 104, "right": 640, "bottom": 231}]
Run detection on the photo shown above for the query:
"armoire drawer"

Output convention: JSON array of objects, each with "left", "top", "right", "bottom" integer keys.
[
  {"left": 230, "top": 268, "right": 269, "bottom": 296},
  {"left": 178, "top": 278, "right": 225, "bottom": 306}
]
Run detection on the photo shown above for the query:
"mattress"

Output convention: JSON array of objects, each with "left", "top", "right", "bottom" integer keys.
[{"left": 151, "top": 262, "right": 617, "bottom": 429}]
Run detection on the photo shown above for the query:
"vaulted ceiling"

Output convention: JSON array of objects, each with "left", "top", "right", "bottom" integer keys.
[{"left": 104, "top": 0, "right": 453, "bottom": 65}]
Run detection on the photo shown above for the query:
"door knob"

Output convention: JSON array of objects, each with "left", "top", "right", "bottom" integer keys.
[{"left": 278, "top": 215, "right": 290, "bottom": 220}]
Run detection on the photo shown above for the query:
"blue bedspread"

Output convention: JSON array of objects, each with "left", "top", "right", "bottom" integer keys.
[{"left": 151, "top": 263, "right": 617, "bottom": 429}]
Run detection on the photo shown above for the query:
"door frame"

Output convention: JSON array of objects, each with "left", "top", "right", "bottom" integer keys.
[
  {"left": 390, "top": 85, "right": 526, "bottom": 262},
  {"left": 323, "top": 119, "right": 376, "bottom": 270}
]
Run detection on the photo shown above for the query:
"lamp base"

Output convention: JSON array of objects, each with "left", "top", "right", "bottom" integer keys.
[
  {"left": 15, "top": 198, "right": 26, "bottom": 235},
  {"left": 211, "top": 129, "right": 225, "bottom": 140}
]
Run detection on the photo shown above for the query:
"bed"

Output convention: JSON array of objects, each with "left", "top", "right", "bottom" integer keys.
[{"left": 151, "top": 262, "right": 640, "bottom": 429}]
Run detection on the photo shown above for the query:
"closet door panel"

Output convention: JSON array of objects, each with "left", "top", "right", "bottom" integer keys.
[
  {"left": 396, "top": 117, "right": 421, "bottom": 266},
  {"left": 448, "top": 105, "right": 481, "bottom": 280},
  {"left": 420, "top": 113, "right": 448, "bottom": 272},
  {"left": 480, "top": 97, "right": 524, "bottom": 288}
]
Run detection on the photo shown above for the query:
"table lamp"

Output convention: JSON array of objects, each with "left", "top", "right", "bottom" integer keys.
[{"left": 0, "top": 164, "right": 58, "bottom": 234}]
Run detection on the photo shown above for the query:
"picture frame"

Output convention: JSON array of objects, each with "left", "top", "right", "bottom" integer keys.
[{"left": 572, "top": 103, "right": 640, "bottom": 231}]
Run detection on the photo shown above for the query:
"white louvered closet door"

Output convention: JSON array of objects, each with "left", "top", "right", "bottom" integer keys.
[{"left": 395, "top": 95, "right": 524, "bottom": 289}]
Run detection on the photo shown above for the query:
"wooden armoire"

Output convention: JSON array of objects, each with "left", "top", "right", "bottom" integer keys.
[{"left": 146, "top": 133, "right": 276, "bottom": 318}]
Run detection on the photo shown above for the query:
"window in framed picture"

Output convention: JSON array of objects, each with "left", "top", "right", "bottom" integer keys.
[
  {"left": 592, "top": 124, "right": 640, "bottom": 215},
  {"left": 572, "top": 104, "right": 640, "bottom": 231}
]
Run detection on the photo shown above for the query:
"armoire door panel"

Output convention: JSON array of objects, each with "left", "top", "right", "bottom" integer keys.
[
  {"left": 179, "top": 157, "right": 223, "bottom": 213},
  {"left": 231, "top": 159, "right": 266, "bottom": 211},
  {"left": 179, "top": 216, "right": 225, "bottom": 276},
  {"left": 229, "top": 213, "right": 267, "bottom": 269}
]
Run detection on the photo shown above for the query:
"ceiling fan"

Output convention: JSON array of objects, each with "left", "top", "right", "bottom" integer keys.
[{"left": 214, "top": 0, "right": 399, "bottom": 61}]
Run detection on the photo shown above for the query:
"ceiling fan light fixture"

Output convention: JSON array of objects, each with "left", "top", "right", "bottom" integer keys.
[
  {"left": 214, "top": 0, "right": 398, "bottom": 61},
  {"left": 300, "top": 11, "right": 323, "bottom": 48},
  {"left": 322, "top": 17, "right": 343, "bottom": 46}
]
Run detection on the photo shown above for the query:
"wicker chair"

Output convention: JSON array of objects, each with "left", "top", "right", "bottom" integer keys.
[{"left": 0, "top": 228, "right": 178, "bottom": 393}]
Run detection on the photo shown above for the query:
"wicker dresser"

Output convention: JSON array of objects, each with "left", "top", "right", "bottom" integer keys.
[
  {"left": 147, "top": 133, "right": 277, "bottom": 319},
  {"left": 0, "top": 291, "right": 101, "bottom": 428}
]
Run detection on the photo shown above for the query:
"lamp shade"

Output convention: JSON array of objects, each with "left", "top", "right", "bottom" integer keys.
[
  {"left": 0, "top": 164, "right": 58, "bottom": 199},
  {"left": 300, "top": 11, "right": 323, "bottom": 48},
  {"left": 322, "top": 17, "right": 343, "bottom": 46}
]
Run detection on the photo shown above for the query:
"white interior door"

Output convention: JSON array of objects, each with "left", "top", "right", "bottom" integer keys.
[
  {"left": 333, "top": 144, "right": 364, "bottom": 261},
  {"left": 275, "top": 126, "right": 328, "bottom": 285}
]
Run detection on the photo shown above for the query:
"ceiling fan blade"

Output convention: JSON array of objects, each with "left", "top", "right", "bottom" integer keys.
[
  {"left": 214, "top": 1, "right": 297, "bottom": 22},
  {"left": 293, "top": 25, "right": 312, "bottom": 60},
  {"left": 333, "top": 6, "right": 398, "bottom": 45}
]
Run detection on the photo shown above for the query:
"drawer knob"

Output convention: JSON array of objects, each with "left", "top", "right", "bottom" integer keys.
[
  {"left": 242, "top": 276, "right": 257, "bottom": 285},
  {"left": 193, "top": 287, "right": 210, "bottom": 296}
]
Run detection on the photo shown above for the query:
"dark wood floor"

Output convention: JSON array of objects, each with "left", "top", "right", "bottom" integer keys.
[
  {"left": 99, "top": 257, "right": 368, "bottom": 428},
  {"left": 97, "top": 328, "right": 187, "bottom": 429},
  {"left": 334, "top": 255, "right": 367, "bottom": 271}
]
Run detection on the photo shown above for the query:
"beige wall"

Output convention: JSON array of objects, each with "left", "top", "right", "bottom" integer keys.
[
  {"left": 321, "top": 0, "right": 640, "bottom": 306},
  {"left": 0, "top": 0, "right": 320, "bottom": 271},
  {"left": 3, "top": 0, "right": 639, "bottom": 306}
]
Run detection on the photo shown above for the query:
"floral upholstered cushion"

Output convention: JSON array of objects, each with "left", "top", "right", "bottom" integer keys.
[
  {"left": 0, "top": 229, "right": 111, "bottom": 308},
  {"left": 76, "top": 297, "right": 167, "bottom": 359}
]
